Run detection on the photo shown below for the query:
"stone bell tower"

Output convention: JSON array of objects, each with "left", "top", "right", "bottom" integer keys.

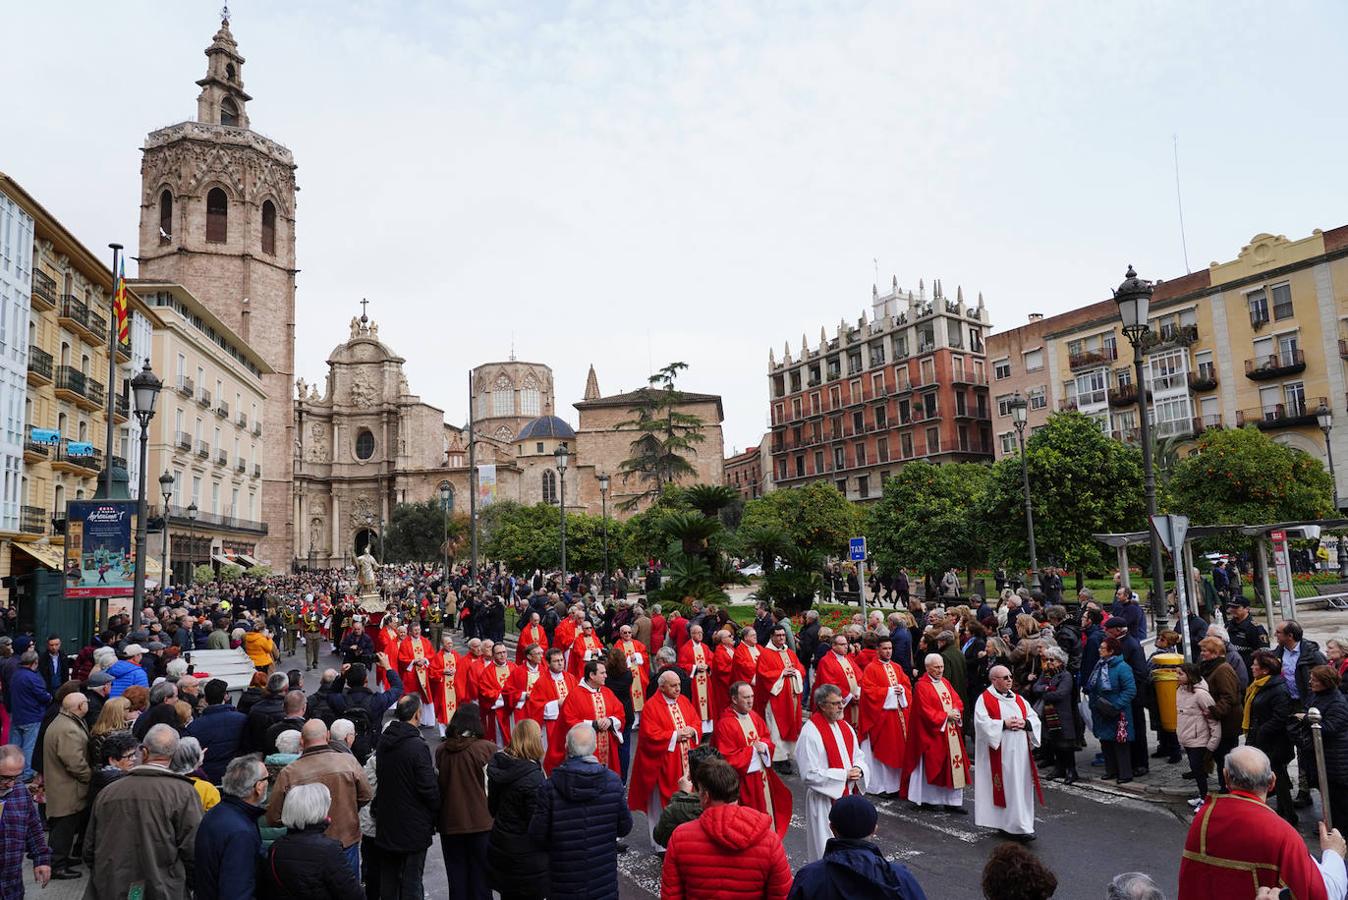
[{"left": 136, "top": 9, "right": 298, "bottom": 566}]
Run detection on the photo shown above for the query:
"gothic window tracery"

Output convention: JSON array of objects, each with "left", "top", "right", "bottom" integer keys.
[
  {"left": 492, "top": 374, "right": 513, "bottom": 417},
  {"left": 542, "top": 469, "right": 557, "bottom": 505},
  {"left": 521, "top": 373, "right": 540, "bottom": 416}
]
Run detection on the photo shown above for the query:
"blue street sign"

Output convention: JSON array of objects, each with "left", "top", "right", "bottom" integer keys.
[{"left": 849, "top": 537, "right": 867, "bottom": 562}]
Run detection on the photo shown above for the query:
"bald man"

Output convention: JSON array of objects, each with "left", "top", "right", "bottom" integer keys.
[
  {"left": 44, "top": 692, "right": 92, "bottom": 876},
  {"left": 973, "top": 665, "right": 1042, "bottom": 840}
]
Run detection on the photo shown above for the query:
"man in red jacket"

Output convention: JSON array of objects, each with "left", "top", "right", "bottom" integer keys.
[{"left": 660, "top": 758, "right": 791, "bottom": 900}]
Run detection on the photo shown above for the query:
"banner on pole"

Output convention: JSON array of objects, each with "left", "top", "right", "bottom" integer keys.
[
  {"left": 64, "top": 500, "right": 137, "bottom": 598},
  {"left": 476, "top": 464, "right": 497, "bottom": 507}
]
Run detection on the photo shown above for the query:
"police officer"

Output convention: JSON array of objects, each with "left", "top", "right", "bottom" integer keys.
[{"left": 1224, "top": 597, "right": 1268, "bottom": 670}]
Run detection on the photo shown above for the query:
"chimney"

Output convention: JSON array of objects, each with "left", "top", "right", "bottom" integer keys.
[{"left": 1028, "top": 313, "right": 1044, "bottom": 322}]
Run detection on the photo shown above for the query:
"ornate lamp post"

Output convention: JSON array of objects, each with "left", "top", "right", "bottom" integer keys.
[
  {"left": 159, "top": 470, "right": 174, "bottom": 589},
  {"left": 130, "top": 362, "right": 162, "bottom": 609},
  {"left": 1009, "top": 392, "right": 1040, "bottom": 590},
  {"left": 439, "top": 480, "right": 452, "bottom": 576},
  {"left": 598, "top": 472, "right": 611, "bottom": 585},
  {"left": 1315, "top": 402, "right": 1348, "bottom": 577},
  {"left": 554, "top": 445, "right": 568, "bottom": 586},
  {"left": 186, "top": 501, "right": 198, "bottom": 585},
  {"left": 1114, "top": 265, "right": 1168, "bottom": 631}
]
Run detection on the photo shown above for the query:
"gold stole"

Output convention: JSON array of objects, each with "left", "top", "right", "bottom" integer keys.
[
  {"left": 493, "top": 665, "right": 510, "bottom": 714},
  {"left": 441, "top": 653, "right": 458, "bottom": 715},
  {"left": 931, "top": 677, "right": 967, "bottom": 789},
  {"left": 838, "top": 655, "right": 860, "bottom": 727},
  {"left": 691, "top": 643, "right": 710, "bottom": 720},
  {"left": 581, "top": 635, "right": 601, "bottom": 662},
  {"left": 882, "top": 662, "right": 907, "bottom": 733},
  {"left": 553, "top": 673, "right": 570, "bottom": 705},
  {"left": 622, "top": 641, "right": 645, "bottom": 712},
  {"left": 668, "top": 699, "right": 691, "bottom": 779},
  {"left": 591, "top": 689, "right": 611, "bottom": 763},
  {"left": 778, "top": 649, "right": 799, "bottom": 696},
  {"left": 737, "top": 713, "right": 774, "bottom": 824},
  {"left": 410, "top": 639, "right": 429, "bottom": 695},
  {"left": 526, "top": 666, "right": 540, "bottom": 692}
]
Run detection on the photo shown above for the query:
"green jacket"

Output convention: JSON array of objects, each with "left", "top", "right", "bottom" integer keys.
[{"left": 653, "top": 790, "right": 702, "bottom": 847}]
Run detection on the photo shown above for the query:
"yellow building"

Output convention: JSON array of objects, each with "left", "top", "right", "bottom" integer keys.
[{"left": 989, "top": 225, "right": 1348, "bottom": 490}]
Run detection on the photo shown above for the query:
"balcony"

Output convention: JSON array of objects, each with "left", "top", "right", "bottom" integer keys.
[
  {"left": 1112, "top": 427, "right": 1140, "bottom": 445},
  {"left": 19, "top": 505, "right": 46, "bottom": 538},
  {"left": 1245, "top": 349, "right": 1306, "bottom": 380},
  {"left": 1069, "top": 346, "right": 1118, "bottom": 370},
  {"left": 31, "top": 270, "right": 57, "bottom": 310},
  {"left": 58, "top": 295, "right": 90, "bottom": 334},
  {"left": 115, "top": 338, "right": 132, "bottom": 362},
  {"left": 1188, "top": 368, "right": 1218, "bottom": 392},
  {"left": 113, "top": 393, "right": 129, "bottom": 423},
  {"left": 950, "top": 371, "right": 988, "bottom": 386},
  {"left": 1058, "top": 397, "right": 1079, "bottom": 412},
  {"left": 252, "top": 422, "right": 263, "bottom": 436},
  {"left": 26, "top": 346, "right": 53, "bottom": 385},
  {"left": 1236, "top": 396, "right": 1323, "bottom": 430},
  {"left": 197, "top": 389, "right": 212, "bottom": 408},
  {"left": 1340, "top": 339, "right": 1348, "bottom": 361},
  {"left": 215, "top": 401, "right": 229, "bottom": 419},
  {"left": 157, "top": 504, "right": 269, "bottom": 536},
  {"left": 175, "top": 431, "right": 193, "bottom": 451},
  {"left": 177, "top": 377, "right": 195, "bottom": 398},
  {"left": 216, "top": 449, "right": 229, "bottom": 467},
  {"left": 236, "top": 411, "right": 248, "bottom": 428},
  {"left": 1141, "top": 324, "right": 1199, "bottom": 353},
  {"left": 87, "top": 309, "right": 108, "bottom": 342},
  {"left": 52, "top": 445, "right": 102, "bottom": 475},
  {"left": 196, "top": 440, "right": 210, "bottom": 459},
  {"left": 23, "top": 439, "right": 49, "bottom": 463},
  {"left": 1193, "top": 414, "right": 1224, "bottom": 435},
  {"left": 235, "top": 457, "right": 246, "bottom": 473},
  {"left": 1107, "top": 384, "right": 1151, "bottom": 407},
  {"left": 54, "top": 366, "right": 87, "bottom": 404},
  {"left": 253, "top": 464, "right": 262, "bottom": 478},
  {"left": 84, "top": 378, "right": 105, "bottom": 411}
]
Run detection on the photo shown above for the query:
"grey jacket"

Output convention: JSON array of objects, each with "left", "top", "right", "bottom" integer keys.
[{"left": 83, "top": 765, "right": 202, "bottom": 900}]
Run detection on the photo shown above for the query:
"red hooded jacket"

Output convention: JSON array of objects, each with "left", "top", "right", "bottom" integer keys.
[{"left": 660, "top": 803, "right": 792, "bottom": 900}]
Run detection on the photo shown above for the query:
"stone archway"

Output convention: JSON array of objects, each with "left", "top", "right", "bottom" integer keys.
[{"left": 354, "top": 528, "right": 381, "bottom": 559}]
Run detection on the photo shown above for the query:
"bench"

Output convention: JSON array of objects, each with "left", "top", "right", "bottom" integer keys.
[{"left": 1314, "top": 584, "right": 1348, "bottom": 611}]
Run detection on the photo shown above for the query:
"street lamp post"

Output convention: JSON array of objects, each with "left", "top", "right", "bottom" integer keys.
[
  {"left": 186, "top": 501, "right": 198, "bottom": 586},
  {"left": 439, "top": 481, "right": 452, "bottom": 576},
  {"left": 555, "top": 445, "right": 568, "bottom": 587},
  {"left": 1009, "top": 393, "right": 1040, "bottom": 590},
  {"left": 1114, "top": 265, "right": 1169, "bottom": 632},
  {"left": 130, "top": 362, "right": 162, "bottom": 611},
  {"left": 598, "top": 473, "right": 610, "bottom": 587},
  {"left": 1315, "top": 403, "right": 1348, "bottom": 577},
  {"left": 159, "top": 470, "right": 174, "bottom": 590}
]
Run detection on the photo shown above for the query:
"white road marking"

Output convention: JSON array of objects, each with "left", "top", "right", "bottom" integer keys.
[{"left": 871, "top": 799, "right": 982, "bottom": 844}]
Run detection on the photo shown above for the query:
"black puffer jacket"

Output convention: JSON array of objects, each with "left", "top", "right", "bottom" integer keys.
[
  {"left": 1295, "top": 688, "right": 1348, "bottom": 788},
  {"left": 1248, "top": 677, "right": 1294, "bottom": 765},
  {"left": 262, "top": 824, "right": 363, "bottom": 900},
  {"left": 486, "top": 751, "right": 547, "bottom": 899},
  {"left": 373, "top": 720, "right": 439, "bottom": 852}
]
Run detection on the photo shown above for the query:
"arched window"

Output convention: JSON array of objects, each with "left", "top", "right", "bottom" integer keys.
[
  {"left": 355, "top": 429, "right": 375, "bottom": 460},
  {"left": 492, "top": 375, "right": 513, "bottom": 417},
  {"left": 440, "top": 486, "right": 454, "bottom": 513},
  {"left": 542, "top": 469, "right": 557, "bottom": 505},
  {"left": 521, "top": 374, "right": 540, "bottom": 416},
  {"left": 220, "top": 97, "right": 239, "bottom": 127},
  {"left": 206, "top": 188, "right": 228, "bottom": 243},
  {"left": 159, "top": 190, "right": 173, "bottom": 241},
  {"left": 261, "top": 200, "right": 276, "bottom": 255},
  {"left": 225, "top": 63, "right": 236, "bottom": 82}
]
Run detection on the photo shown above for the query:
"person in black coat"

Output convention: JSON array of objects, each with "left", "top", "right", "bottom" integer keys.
[
  {"left": 603, "top": 647, "right": 637, "bottom": 783},
  {"left": 1247, "top": 651, "right": 1297, "bottom": 825},
  {"left": 486, "top": 722, "right": 547, "bottom": 900},
  {"left": 1296, "top": 666, "right": 1348, "bottom": 828},
  {"left": 243, "top": 672, "right": 290, "bottom": 752},
  {"left": 373, "top": 694, "right": 440, "bottom": 898},
  {"left": 263, "top": 784, "right": 363, "bottom": 900},
  {"left": 646, "top": 649, "right": 692, "bottom": 701}
]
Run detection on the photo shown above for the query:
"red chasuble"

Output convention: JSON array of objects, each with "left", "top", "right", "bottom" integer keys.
[
  {"left": 713, "top": 644, "right": 737, "bottom": 713},
  {"left": 504, "top": 663, "right": 545, "bottom": 728},
  {"left": 566, "top": 633, "right": 605, "bottom": 682},
  {"left": 375, "top": 624, "right": 400, "bottom": 689},
  {"left": 1179, "top": 791, "right": 1329, "bottom": 900},
  {"left": 397, "top": 636, "right": 435, "bottom": 701},
  {"left": 516, "top": 624, "right": 549, "bottom": 664},
  {"left": 677, "top": 641, "right": 714, "bottom": 724},
  {"left": 559, "top": 683, "right": 625, "bottom": 775},
  {"left": 732, "top": 643, "right": 761, "bottom": 689},
  {"left": 981, "top": 691, "right": 1043, "bottom": 807},
  {"left": 476, "top": 661, "right": 516, "bottom": 745},
  {"left": 430, "top": 648, "right": 470, "bottom": 725},
  {"left": 859, "top": 658, "right": 912, "bottom": 769},
  {"left": 900, "top": 675, "right": 970, "bottom": 796},
  {"left": 628, "top": 693, "right": 701, "bottom": 812},
  {"left": 711, "top": 707, "right": 793, "bottom": 838},
  {"left": 553, "top": 618, "right": 579, "bottom": 660},
  {"left": 816, "top": 651, "right": 863, "bottom": 729},
  {"left": 539, "top": 671, "right": 578, "bottom": 774},
  {"left": 754, "top": 646, "right": 804, "bottom": 741}
]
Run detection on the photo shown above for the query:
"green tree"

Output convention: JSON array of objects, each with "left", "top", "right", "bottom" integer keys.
[
  {"left": 616, "top": 362, "right": 707, "bottom": 511},
  {"left": 482, "top": 503, "right": 625, "bottom": 575},
  {"left": 981, "top": 412, "right": 1146, "bottom": 585},
  {"left": 1167, "top": 426, "right": 1334, "bottom": 542},
  {"left": 869, "top": 461, "right": 992, "bottom": 583},
  {"left": 646, "top": 483, "right": 742, "bottom": 605},
  {"left": 384, "top": 499, "right": 467, "bottom": 563},
  {"left": 740, "top": 482, "right": 862, "bottom": 556}
]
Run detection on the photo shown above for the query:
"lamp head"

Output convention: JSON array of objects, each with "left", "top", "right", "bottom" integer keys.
[
  {"left": 1317, "top": 401, "right": 1333, "bottom": 432},
  {"left": 1009, "top": 392, "right": 1028, "bottom": 427},
  {"left": 187, "top": 501, "right": 198, "bottom": 521},
  {"left": 131, "top": 361, "right": 162, "bottom": 423},
  {"left": 598, "top": 472, "right": 610, "bottom": 492},
  {"left": 553, "top": 444, "right": 569, "bottom": 473},
  {"left": 1112, "top": 265, "right": 1153, "bottom": 338},
  {"left": 159, "top": 470, "right": 175, "bottom": 500}
]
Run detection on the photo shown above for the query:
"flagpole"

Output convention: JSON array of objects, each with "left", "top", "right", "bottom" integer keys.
[{"left": 103, "top": 243, "right": 121, "bottom": 498}]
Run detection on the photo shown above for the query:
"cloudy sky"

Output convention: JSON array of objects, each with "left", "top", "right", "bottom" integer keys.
[{"left": 5, "top": 1, "right": 1347, "bottom": 452}]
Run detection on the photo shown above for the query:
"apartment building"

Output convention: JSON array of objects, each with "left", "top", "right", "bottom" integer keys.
[
  {"left": 724, "top": 442, "right": 765, "bottom": 501},
  {"left": 767, "top": 278, "right": 993, "bottom": 501},
  {"left": 987, "top": 227, "right": 1348, "bottom": 494},
  {"left": 133, "top": 281, "right": 270, "bottom": 583}
]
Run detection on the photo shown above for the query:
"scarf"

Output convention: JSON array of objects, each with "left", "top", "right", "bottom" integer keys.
[{"left": 1242, "top": 675, "right": 1270, "bottom": 733}]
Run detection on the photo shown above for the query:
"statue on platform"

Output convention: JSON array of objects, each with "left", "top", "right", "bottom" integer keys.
[{"left": 356, "top": 547, "right": 378, "bottom": 594}]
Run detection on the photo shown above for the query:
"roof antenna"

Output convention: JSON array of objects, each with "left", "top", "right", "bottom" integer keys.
[
  {"left": 509, "top": 331, "right": 516, "bottom": 362},
  {"left": 1173, "top": 133, "right": 1192, "bottom": 274}
]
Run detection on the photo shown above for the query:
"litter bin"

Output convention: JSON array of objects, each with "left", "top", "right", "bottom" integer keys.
[{"left": 1151, "top": 652, "right": 1184, "bottom": 732}]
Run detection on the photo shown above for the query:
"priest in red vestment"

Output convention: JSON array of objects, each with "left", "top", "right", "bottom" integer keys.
[
  {"left": 374, "top": 615, "right": 401, "bottom": 690},
  {"left": 536, "top": 648, "right": 579, "bottom": 773},
  {"left": 630, "top": 670, "right": 701, "bottom": 848},
  {"left": 553, "top": 608, "right": 583, "bottom": 668},
  {"left": 901, "top": 653, "right": 970, "bottom": 811},
  {"left": 754, "top": 625, "right": 805, "bottom": 764},
  {"left": 859, "top": 635, "right": 912, "bottom": 797},
  {"left": 713, "top": 631, "right": 738, "bottom": 715},
  {"left": 815, "top": 633, "right": 864, "bottom": 731},
  {"left": 711, "top": 681, "right": 793, "bottom": 838},
  {"left": 430, "top": 635, "right": 470, "bottom": 737},
  {"left": 558, "top": 658, "right": 625, "bottom": 776},
  {"left": 517, "top": 612, "right": 549, "bottom": 665},
  {"left": 461, "top": 638, "right": 489, "bottom": 705},
  {"left": 677, "top": 625, "right": 715, "bottom": 733},
  {"left": 1179, "top": 745, "right": 1345, "bottom": 900},
  {"left": 396, "top": 624, "right": 437, "bottom": 726},
  {"left": 504, "top": 643, "right": 547, "bottom": 733},
  {"left": 732, "top": 627, "right": 762, "bottom": 688},
  {"left": 566, "top": 620, "right": 605, "bottom": 682},
  {"left": 614, "top": 624, "right": 649, "bottom": 724},
  {"left": 476, "top": 642, "right": 516, "bottom": 747}
]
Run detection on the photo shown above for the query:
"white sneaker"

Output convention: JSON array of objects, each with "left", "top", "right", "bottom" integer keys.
[{"left": 1188, "top": 797, "right": 1204, "bottom": 809}]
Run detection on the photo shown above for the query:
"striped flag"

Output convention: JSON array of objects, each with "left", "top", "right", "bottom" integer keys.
[{"left": 113, "top": 258, "right": 128, "bottom": 343}]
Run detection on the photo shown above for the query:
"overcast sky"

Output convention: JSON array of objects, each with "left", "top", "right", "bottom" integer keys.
[{"left": 5, "top": 1, "right": 1347, "bottom": 453}]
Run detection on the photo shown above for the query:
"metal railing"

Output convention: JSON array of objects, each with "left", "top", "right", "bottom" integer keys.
[
  {"left": 55, "top": 366, "right": 87, "bottom": 398},
  {"left": 27, "top": 346, "right": 53, "bottom": 381},
  {"left": 31, "top": 271, "right": 57, "bottom": 308}
]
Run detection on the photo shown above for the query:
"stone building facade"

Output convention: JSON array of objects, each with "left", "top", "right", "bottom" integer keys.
[{"left": 135, "top": 16, "right": 297, "bottom": 567}]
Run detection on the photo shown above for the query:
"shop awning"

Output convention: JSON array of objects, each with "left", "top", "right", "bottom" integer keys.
[
  {"left": 211, "top": 554, "right": 233, "bottom": 566},
  {"left": 235, "top": 553, "right": 258, "bottom": 567},
  {"left": 12, "top": 542, "right": 63, "bottom": 571}
]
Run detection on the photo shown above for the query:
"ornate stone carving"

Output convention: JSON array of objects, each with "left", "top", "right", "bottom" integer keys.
[
  {"left": 295, "top": 377, "right": 307, "bottom": 400},
  {"left": 494, "top": 424, "right": 514, "bottom": 441},
  {"left": 305, "top": 422, "right": 329, "bottom": 462},
  {"left": 350, "top": 495, "right": 378, "bottom": 527},
  {"left": 350, "top": 372, "right": 377, "bottom": 408},
  {"left": 308, "top": 517, "right": 324, "bottom": 551}
]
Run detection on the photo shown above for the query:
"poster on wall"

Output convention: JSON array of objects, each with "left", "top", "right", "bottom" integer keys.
[
  {"left": 477, "top": 464, "right": 497, "bottom": 507},
  {"left": 64, "top": 500, "right": 137, "bottom": 599}
]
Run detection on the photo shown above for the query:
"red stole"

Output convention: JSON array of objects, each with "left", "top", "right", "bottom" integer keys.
[
  {"left": 811, "top": 712, "right": 859, "bottom": 798},
  {"left": 667, "top": 698, "right": 692, "bottom": 780},
  {"left": 690, "top": 643, "right": 710, "bottom": 721},
  {"left": 737, "top": 713, "right": 775, "bottom": 824},
  {"left": 981, "top": 691, "right": 1044, "bottom": 808}
]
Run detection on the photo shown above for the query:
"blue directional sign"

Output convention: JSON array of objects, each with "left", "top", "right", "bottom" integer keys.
[{"left": 849, "top": 537, "right": 867, "bottom": 562}]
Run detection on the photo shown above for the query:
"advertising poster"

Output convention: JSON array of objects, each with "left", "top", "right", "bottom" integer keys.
[
  {"left": 64, "top": 500, "right": 137, "bottom": 599},
  {"left": 477, "top": 464, "right": 497, "bottom": 507}
]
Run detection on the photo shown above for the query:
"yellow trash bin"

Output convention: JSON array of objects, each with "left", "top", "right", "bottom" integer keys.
[{"left": 1151, "top": 652, "right": 1185, "bottom": 733}]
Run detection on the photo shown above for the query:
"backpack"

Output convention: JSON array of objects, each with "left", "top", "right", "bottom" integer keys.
[{"left": 339, "top": 699, "right": 375, "bottom": 764}]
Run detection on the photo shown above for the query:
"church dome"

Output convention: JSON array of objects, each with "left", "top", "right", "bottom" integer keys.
[{"left": 514, "top": 415, "right": 576, "bottom": 442}]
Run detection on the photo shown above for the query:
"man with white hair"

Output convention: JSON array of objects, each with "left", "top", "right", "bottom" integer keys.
[
  {"left": 796, "top": 683, "right": 868, "bottom": 863},
  {"left": 629, "top": 669, "right": 700, "bottom": 847},
  {"left": 329, "top": 718, "right": 357, "bottom": 755},
  {"left": 194, "top": 754, "right": 269, "bottom": 900},
  {"left": 83, "top": 724, "right": 202, "bottom": 898},
  {"left": 973, "top": 664, "right": 1042, "bottom": 841},
  {"left": 677, "top": 623, "right": 715, "bottom": 733},
  {"left": 1179, "top": 745, "right": 1346, "bottom": 899},
  {"left": 42, "top": 691, "right": 91, "bottom": 878},
  {"left": 1106, "top": 872, "right": 1166, "bottom": 900},
  {"left": 901, "top": 654, "right": 970, "bottom": 812}
]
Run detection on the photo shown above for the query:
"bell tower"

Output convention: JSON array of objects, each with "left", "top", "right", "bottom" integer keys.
[{"left": 136, "top": 9, "right": 298, "bottom": 566}]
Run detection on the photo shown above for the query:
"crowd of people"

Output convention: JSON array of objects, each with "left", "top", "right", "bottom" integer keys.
[{"left": 0, "top": 561, "right": 1345, "bottom": 898}]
